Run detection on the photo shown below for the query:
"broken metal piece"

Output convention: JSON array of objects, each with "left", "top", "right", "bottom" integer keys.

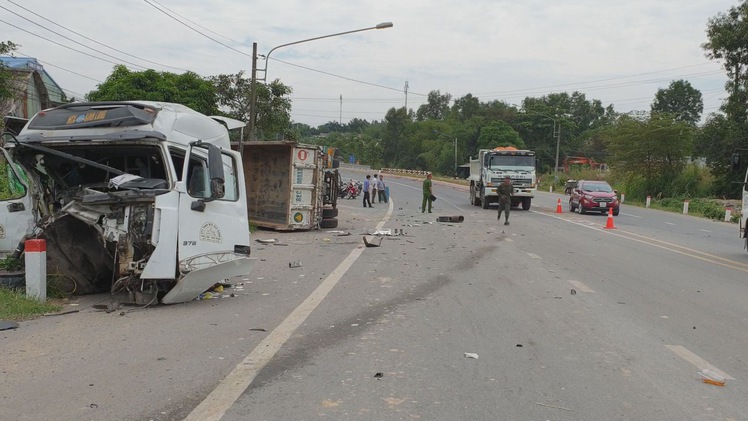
[
  {"left": 437, "top": 215, "right": 465, "bottom": 223},
  {"left": 363, "top": 236, "right": 382, "bottom": 247},
  {"left": 289, "top": 261, "right": 302, "bottom": 268},
  {"left": 0, "top": 320, "right": 19, "bottom": 331}
]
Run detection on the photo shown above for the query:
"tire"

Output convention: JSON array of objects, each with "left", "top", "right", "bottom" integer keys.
[
  {"left": 470, "top": 187, "right": 479, "bottom": 206},
  {"left": 319, "top": 218, "right": 338, "bottom": 229},
  {"left": 522, "top": 197, "right": 531, "bottom": 211},
  {"left": 322, "top": 207, "right": 338, "bottom": 218},
  {"left": 613, "top": 207, "right": 620, "bottom": 216},
  {"left": 481, "top": 192, "right": 489, "bottom": 209},
  {"left": 579, "top": 205, "right": 586, "bottom": 215},
  {"left": 569, "top": 199, "right": 576, "bottom": 212}
]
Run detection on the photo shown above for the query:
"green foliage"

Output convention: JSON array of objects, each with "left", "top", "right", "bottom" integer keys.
[
  {"left": 0, "top": 255, "right": 23, "bottom": 271},
  {"left": 703, "top": 1, "right": 748, "bottom": 123},
  {"left": 477, "top": 121, "right": 524, "bottom": 149},
  {"left": 651, "top": 80, "right": 704, "bottom": 126},
  {"left": 650, "top": 197, "right": 728, "bottom": 220},
  {"left": 86, "top": 65, "right": 219, "bottom": 115},
  {"left": 415, "top": 90, "right": 452, "bottom": 121},
  {"left": 0, "top": 287, "right": 62, "bottom": 320},
  {"left": 694, "top": 113, "right": 746, "bottom": 197},
  {"left": 615, "top": 164, "right": 713, "bottom": 200},
  {"left": 602, "top": 114, "right": 693, "bottom": 189},
  {"left": 0, "top": 41, "right": 19, "bottom": 103}
]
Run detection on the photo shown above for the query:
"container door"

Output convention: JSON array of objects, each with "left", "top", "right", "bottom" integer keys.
[
  {"left": 0, "top": 149, "right": 34, "bottom": 254},
  {"left": 288, "top": 147, "right": 318, "bottom": 229}
]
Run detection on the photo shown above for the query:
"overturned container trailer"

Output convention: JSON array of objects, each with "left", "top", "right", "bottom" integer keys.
[
  {"left": 0, "top": 101, "right": 255, "bottom": 304},
  {"left": 241, "top": 141, "right": 340, "bottom": 231}
]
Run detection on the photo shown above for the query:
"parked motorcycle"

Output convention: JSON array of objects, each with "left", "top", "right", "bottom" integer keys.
[{"left": 339, "top": 180, "right": 362, "bottom": 199}]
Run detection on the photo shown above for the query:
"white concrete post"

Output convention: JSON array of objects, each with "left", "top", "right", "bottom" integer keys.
[
  {"left": 25, "top": 239, "right": 47, "bottom": 303},
  {"left": 549, "top": 185, "right": 553, "bottom": 193},
  {"left": 683, "top": 200, "right": 689, "bottom": 215},
  {"left": 725, "top": 206, "right": 732, "bottom": 222},
  {"left": 620, "top": 193, "right": 625, "bottom": 204},
  {"left": 645, "top": 195, "right": 651, "bottom": 208}
]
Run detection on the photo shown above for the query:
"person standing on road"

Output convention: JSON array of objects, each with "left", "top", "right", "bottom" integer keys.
[
  {"left": 422, "top": 172, "right": 433, "bottom": 213},
  {"left": 377, "top": 174, "right": 387, "bottom": 203},
  {"left": 496, "top": 175, "right": 513, "bottom": 225},
  {"left": 363, "top": 175, "right": 373, "bottom": 208},
  {"left": 372, "top": 174, "right": 379, "bottom": 204}
]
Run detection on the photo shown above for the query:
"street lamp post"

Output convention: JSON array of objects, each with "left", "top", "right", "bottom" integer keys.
[
  {"left": 244, "top": 22, "right": 394, "bottom": 149},
  {"left": 433, "top": 130, "right": 457, "bottom": 176}
]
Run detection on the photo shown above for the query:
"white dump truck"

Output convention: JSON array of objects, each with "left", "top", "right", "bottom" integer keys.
[
  {"left": 468, "top": 146, "right": 537, "bottom": 210},
  {"left": 0, "top": 101, "right": 255, "bottom": 304}
]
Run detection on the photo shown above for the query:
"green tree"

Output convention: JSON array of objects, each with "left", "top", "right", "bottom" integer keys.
[
  {"left": 213, "top": 74, "right": 293, "bottom": 141},
  {"left": 476, "top": 121, "right": 524, "bottom": 149},
  {"left": 87, "top": 65, "right": 218, "bottom": 115},
  {"left": 0, "top": 41, "right": 19, "bottom": 107},
  {"left": 451, "top": 93, "right": 481, "bottom": 122},
  {"left": 651, "top": 80, "right": 704, "bottom": 125},
  {"left": 702, "top": 1, "right": 748, "bottom": 123},
  {"left": 382, "top": 107, "right": 411, "bottom": 167},
  {"left": 603, "top": 115, "right": 694, "bottom": 192},
  {"left": 415, "top": 90, "right": 452, "bottom": 121}
]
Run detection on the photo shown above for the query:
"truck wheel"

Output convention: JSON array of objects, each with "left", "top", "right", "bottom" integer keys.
[
  {"left": 322, "top": 207, "right": 338, "bottom": 218},
  {"left": 481, "top": 193, "right": 489, "bottom": 209},
  {"left": 522, "top": 198, "right": 531, "bottom": 210},
  {"left": 470, "top": 188, "right": 478, "bottom": 206},
  {"left": 320, "top": 218, "right": 338, "bottom": 229}
]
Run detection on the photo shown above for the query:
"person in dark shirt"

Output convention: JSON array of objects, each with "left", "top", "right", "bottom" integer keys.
[{"left": 496, "top": 176, "right": 513, "bottom": 225}]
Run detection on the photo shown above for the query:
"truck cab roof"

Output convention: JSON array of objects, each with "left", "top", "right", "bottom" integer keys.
[{"left": 17, "top": 101, "right": 233, "bottom": 149}]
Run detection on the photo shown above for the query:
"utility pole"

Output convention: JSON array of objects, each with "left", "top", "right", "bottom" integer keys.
[
  {"left": 247, "top": 42, "right": 259, "bottom": 149},
  {"left": 404, "top": 81, "right": 409, "bottom": 110},
  {"left": 339, "top": 94, "right": 342, "bottom": 125}
]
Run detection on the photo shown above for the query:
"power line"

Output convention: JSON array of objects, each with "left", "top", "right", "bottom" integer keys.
[
  {"left": 0, "top": 18, "right": 141, "bottom": 69},
  {"left": 147, "top": 0, "right": 248, "bottom": 47},
  {"left": 5, "top": 0, "right": 191, "bottom": 72},
  {"left": 0, "top": 6, "right": 151, "bottom": 71},
  {"left": 143, "top": 0, "right": 253, "bottom": 58}
]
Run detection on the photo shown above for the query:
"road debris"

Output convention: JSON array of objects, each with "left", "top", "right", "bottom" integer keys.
[
  {"left": 464, "top": 352, "right": 479, "bottom": 359},
  {"left": 437, "top": 215, "right": 465, "bottom": 223},
  {"left": 699, "top": 369, "right": 727, "bottom": 386},
  {"left": 0, "top": 320, "right": 19, "bottom": 330},
  {"left": 289, "top": 261, "right": 303, "bottom": 268},
  {"left": 374, "top": 372, "right": 384, "bottom": 379},
  {"left": 535, "top": 402, "right": 574, "bottom": 411},
  {"left": 363, "top": 236, "right": 383, "bottom": 247},
  {"left": 255, "top": 238, "right": 279, "bottom": 244}
]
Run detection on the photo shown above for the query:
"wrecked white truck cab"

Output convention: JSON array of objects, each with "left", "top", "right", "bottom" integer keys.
[{"left": 0, "top": 101, "right": 254, "bottom": 304}]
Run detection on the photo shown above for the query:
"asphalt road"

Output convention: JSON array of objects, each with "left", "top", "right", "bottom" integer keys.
[{"left": 2, "top": 171, "right": 747, "bottom": 421}]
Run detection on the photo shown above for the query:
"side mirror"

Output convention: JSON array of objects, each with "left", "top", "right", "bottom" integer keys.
[
  {"left": 731, "top": 153, "right": 741, "bottom": 172},
  {"left": 207, "top": 143, "right": 225, "bottom": 200}
]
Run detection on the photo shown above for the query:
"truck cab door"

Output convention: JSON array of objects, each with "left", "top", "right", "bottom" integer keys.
[
  {"left": 176, "top": 144, "right": 250, "bottom": 264},
  {"left": 0, "top": 148, "right": 35, "bottom": 255}
]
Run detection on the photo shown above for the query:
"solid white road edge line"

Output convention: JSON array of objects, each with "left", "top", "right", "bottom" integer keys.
[{"left": 184, "top": 201, "right": 395, "bottom": 421}]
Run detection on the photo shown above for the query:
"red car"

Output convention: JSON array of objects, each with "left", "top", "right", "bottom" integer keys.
[{"left": 568, "top": 180, "right": 620, "bottom": 216}]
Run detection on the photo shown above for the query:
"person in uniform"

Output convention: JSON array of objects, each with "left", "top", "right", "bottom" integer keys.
[
  {"left": 422, "top": 172, "right": 433, "bottom": 213},
  {"left": 496, "top": 176, "right": 513, "bottom": 225}
]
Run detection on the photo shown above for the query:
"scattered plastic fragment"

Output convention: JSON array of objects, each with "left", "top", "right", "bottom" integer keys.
[
  {"left": 289, "top": 261, "right": 302, "bottom": 268},
  {"left": 699, "top": 369, "right": 727, "bottom": 386},
  {"left": 464, "top": 352, "right": 479, "bottom": 359},
  {"left": 255, "top": 238, "right": 278, "bottom": 244},
  {"left": 374, "top": 372, "right": 384, "bottom": 378}
]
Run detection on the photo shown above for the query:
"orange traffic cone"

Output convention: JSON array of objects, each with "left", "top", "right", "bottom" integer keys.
[
  {"left": 603, "top": 207, "right": 616, "bottom": 229},
  {"left": 556, "top": 198, "right": 563, "bottom": 213}
]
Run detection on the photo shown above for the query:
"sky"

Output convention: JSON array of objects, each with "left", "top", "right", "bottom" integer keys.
[{"left": 2, "top": 0, "right": 741, "bottom": 127}]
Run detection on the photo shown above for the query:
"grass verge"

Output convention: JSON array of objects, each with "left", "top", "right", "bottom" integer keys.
[{"left": 0, "top": 287, "right": 62, "bottom": 321}]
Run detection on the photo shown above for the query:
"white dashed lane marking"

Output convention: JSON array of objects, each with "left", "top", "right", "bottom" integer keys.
[
  {"left": 665, "top": 345, "right": 734, "bottom": 380},
  {"left": 568, "top": 280, "right": 595, "bottom": 293}
]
